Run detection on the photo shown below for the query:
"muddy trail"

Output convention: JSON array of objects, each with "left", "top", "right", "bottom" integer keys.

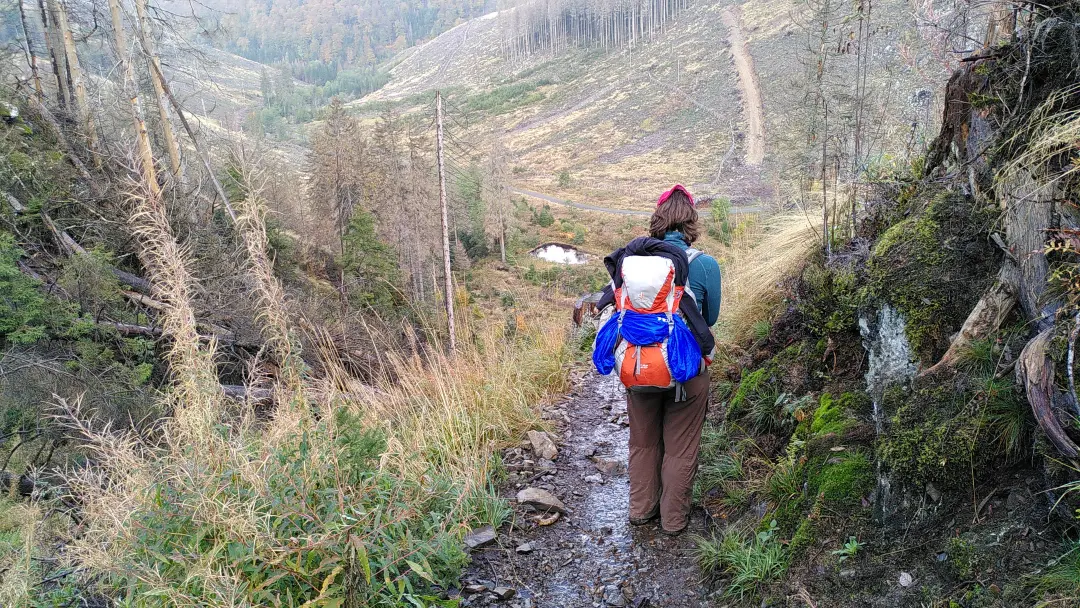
[{"left": 458, "top": 372, "right": 712, "bottom": 608}]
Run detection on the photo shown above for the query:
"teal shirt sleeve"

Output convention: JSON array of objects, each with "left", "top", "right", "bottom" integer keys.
[{"left": 688, "top": 254, "right": 722, "bottom": 327}]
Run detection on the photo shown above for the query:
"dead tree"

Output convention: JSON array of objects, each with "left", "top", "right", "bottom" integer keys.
[
  {"left": 134, "top": 0, "right": 182, "bottom": 179},
  {"left": 108, "top": 0, "right": 160, "bottom": 197},
  {"left": 435, "top": 91, "right": 456, "bottom": 352}
]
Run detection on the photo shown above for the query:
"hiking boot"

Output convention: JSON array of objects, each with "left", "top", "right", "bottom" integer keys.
[
  {"left": 660, "top": 524, "right": 687, "bottom": 537},
  {"left": 629, "top": 506, "right": 659, "bottom": 526}
]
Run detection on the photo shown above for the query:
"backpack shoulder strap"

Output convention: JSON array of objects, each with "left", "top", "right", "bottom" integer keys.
[{"left": 686, "top": 248, "right": 705, "bottom": 265}]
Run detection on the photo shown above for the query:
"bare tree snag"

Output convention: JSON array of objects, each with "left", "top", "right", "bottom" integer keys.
[
  {"left": 40, "top": 0, "right": 70, "bottom": 108},
  {"left": 133, "top": 0, "right": 181, "bottom": 179},
  {"left": 108, "top": 0, "right": 160, "bottom": 198},
  {"left": 922, "top": 277, "right": 1017, "bottom": 376},
  {"left": 17, "top": 0, "right": 43, "bottom": 98},
  {"left": 143, "top": 53, "right": 236, "bottom": 222},
  {"left": 983, "top": 2, "right": 1016, "bottom": 49},
  {"left": 55, "top": 0, "right": 99, "bottom": 163},
  {"left": 435, "top": 91, "right": 456, "bottom": 353},
  {"left": 1017, "top": 327, "right": 1079, "bottom": 458}
]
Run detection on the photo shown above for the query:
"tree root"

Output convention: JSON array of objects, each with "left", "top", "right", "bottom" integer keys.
[
  {"left": 1017, "top": 327, "right": 1080, "bottom": 458},
  {"left": 922, "top": 278, "right": 1017, "bottom": 376}
]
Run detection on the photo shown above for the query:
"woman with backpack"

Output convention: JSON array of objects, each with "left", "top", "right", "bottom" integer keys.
[{"left": 592, "top": 184, "right": 721, "bottom": 535}]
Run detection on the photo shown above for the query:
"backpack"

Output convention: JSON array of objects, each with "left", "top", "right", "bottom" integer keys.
[{"left": 594, "top": 246, "right": 706, "bottom": 395}]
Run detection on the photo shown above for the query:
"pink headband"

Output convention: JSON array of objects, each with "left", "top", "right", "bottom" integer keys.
[{"left": 657, "top": 184, "right": 694, "bottom": 207}]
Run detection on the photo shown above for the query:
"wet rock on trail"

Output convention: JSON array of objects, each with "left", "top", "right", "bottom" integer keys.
[{"left": 460, "top": 373, "right": 707, "bottom": 607}]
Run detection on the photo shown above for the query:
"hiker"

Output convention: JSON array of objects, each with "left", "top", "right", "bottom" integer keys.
[{"left": 592, "top": 184, "right": 721, "bottom": 535}]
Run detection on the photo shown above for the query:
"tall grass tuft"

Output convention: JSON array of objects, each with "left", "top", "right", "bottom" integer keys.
[{"left": 718, "top": 212, "right": 824, "bottom": 343}]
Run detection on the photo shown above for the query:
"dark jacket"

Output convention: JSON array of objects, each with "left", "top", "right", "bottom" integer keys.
[
  {"left": 662, "top": 231, "right": 722, "bottom": 326},
  {"left": 598, "top": 237, "right": 716, "bottom": 355}
]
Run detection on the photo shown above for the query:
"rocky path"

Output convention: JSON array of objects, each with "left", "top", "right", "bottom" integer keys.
[{"left": 458, "top": 372, "right": 711, "bottom": 608}]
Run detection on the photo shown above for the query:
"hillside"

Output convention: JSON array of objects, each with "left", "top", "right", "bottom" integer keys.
[{"left": 353, "top": 0, "right": 953, "bottom": 211}]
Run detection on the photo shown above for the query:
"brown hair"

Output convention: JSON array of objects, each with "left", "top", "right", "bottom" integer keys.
[{"left": 649, "top": 190, "right": 699, "bottom": 243}]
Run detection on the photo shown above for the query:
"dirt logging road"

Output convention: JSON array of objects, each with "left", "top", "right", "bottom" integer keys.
[{"left": 722, "top": 6, "right": 766, "bottom": 167}]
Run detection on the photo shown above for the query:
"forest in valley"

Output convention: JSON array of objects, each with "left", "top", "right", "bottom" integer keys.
[{"left": 0, "top": 0, "right": 1079, "bottom": 605}]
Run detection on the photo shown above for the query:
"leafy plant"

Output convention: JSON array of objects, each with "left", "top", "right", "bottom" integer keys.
[
  {"left": 831, "top": 536, "right": 861, "bottom": 562},
  {"left": 707, "top": 197, "right": 734, "bottom": 244}
]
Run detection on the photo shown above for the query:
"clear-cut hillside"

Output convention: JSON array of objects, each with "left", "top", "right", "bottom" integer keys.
[{"left": 356, "top": 0, "right": 952, "bottom": 210}]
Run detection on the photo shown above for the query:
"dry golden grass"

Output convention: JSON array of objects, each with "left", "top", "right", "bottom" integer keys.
[{"left": 716, "top": 210, "right": 824, "bottom": 343}]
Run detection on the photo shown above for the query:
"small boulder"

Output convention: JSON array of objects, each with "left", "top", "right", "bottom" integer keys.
[
  {"left": 584, "top": 474, "right": 603, "bottom": 484},
  {"left": 492, "top": 586, "right": 516, "bottom": 600},
  {"left": 517, "top": 487, "right": 566, "bottom": 513},
  {"left": 463, "top": 583, "right": 488, "bottom": 594},
  {"left": 593, "top": 457, "right": 625, "bottom": 475},
  {"left": 516, "top": 542, "right": 534, "bottom": 554},
  {"left": 527, "top": 430, "right": 558, "bottom": 460},
  {"left": 464, "top": 525, "right": 497, "bottom": 550}
]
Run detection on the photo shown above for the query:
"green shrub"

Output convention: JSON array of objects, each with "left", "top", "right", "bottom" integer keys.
[
  {"left": 557, "top": 169, "right": 571, "bottom": 188},
  {"left": 461, "top": 79, "right": 551, "bottom": 115},
  {"left": 101, "top": 411, "right": 473, "bottom": 606},
  {"left": 532, "top": 204, "right": 555, "bottom": 227},
  {"left": 0, "top": 233, "right": 85, "bottom": 346},
  {"left": 707, "top": 197, "right": 734, "bottom": 244}
]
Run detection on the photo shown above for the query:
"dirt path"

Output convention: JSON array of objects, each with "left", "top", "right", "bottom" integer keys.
[
  {"left": 721, "top": 6, "right": 765, "bottom": 167},
  {"left": 458, "top": 372, "right": 711, "bottom": 608}
]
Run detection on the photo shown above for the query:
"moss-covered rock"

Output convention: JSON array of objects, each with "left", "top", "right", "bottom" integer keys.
[
  {"left": 879, "top": 383, "right": 970, "bottom": 487},
  {"left": 862, "top": 188, "right": 999, "bottom": 365},
  {"left": 809, "top": 452, "right": 874, "bottom": 504},
  {"left": 811, "top": 392, "right": 869, "bottom": 437}
]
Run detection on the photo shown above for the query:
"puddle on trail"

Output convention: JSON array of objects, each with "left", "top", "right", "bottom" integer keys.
[
  {"left": 529, "top": 243, "right": 589, "bottom": 265},
  {"left": 461, "top": 372, "right": 707, "bottom": 607}
]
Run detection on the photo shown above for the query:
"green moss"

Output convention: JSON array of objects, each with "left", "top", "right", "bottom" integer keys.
[
  {"left": 809, "top": 452, "right": 873, "bottom": 504},
  {"left": 945, "top": 536, "right": 977, "bottom": 578},
  {"left": 728, "top": 368, "right": 768, "bottom": 417},
  {"left": 810, "top": 393, "right": 864, "bottom": 436},
  {"left": 879, "top": 383, "right": 993, "bottom": 488},
  {"left": 799, "top": 262, "right": 860, "bottom": 337}
]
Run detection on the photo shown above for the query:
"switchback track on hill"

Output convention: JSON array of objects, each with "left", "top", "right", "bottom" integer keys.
[{"left": 458, "top": 372, "right": 711, "bottom": 608}]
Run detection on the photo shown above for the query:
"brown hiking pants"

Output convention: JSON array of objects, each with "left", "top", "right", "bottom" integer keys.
[{"left": 626, "top": 371, "right": 710, "bottom": 532}]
